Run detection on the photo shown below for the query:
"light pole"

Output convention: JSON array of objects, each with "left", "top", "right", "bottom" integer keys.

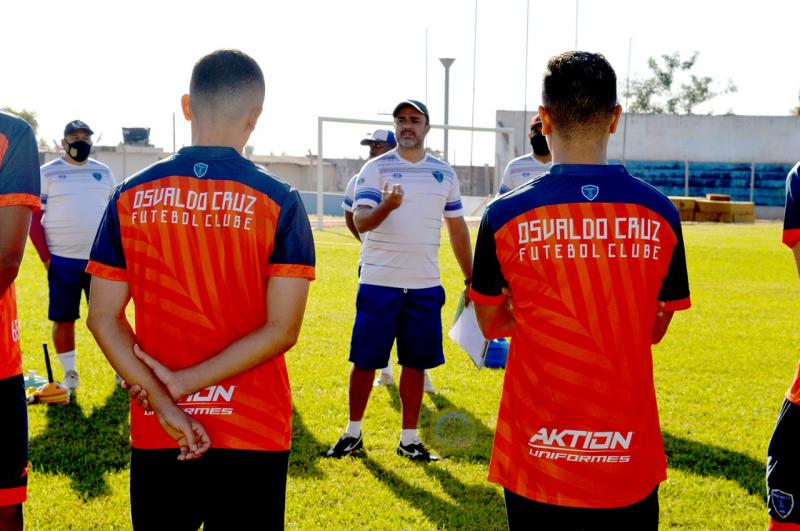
[{"left": 439, "top": 57, "right": 455, "bottom": 162}]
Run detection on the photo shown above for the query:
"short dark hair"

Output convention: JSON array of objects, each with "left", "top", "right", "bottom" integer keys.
[
  {"left": 542, "top": 51, "right": 617, "bottom": 134},
  {"left": 190, "top": 49, "right": 265, "bottom": 116}
]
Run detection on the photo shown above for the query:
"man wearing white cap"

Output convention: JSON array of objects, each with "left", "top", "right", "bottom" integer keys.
[{"left": 342, "top": 129, "right": 396, "bottom": 240}]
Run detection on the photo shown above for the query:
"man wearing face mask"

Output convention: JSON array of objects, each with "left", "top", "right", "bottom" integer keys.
[
  {"left": 29, "top": 120, "right": 115, "bottom": 390},
  {"left": 496, "top": 114, "right": 552, "bottom": 196}
]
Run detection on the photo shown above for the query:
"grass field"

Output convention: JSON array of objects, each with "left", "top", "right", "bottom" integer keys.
[{"left": 12, "top": 221, "right": 800, "bottom": 530}]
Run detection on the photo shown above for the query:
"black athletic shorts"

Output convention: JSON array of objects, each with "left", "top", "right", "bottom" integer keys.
[
  {"left": 0, "top": 374, "right": 28, "bottom": 506},
  {"left": 130, "top": 448, "right": 289, "bottom": 530},
  {"left": 767, "top": 399, "right": 800, "bottom": 525},
  {"left": 504, "top": 486, "right": 659, "bottom": 530}
]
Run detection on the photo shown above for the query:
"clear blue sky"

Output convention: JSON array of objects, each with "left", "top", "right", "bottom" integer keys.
[{"left": 2, "top": 0, "right": 797, "bottom": 165}]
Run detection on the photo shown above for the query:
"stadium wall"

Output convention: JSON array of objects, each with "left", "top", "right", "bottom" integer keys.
[{"left": 496, "top": 111, "right": 800, "bottom": 206}]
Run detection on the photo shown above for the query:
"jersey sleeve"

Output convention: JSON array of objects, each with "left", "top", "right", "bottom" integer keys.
[
  {"left": 657, "top": 220, "right": 691, "bottom": 311},
  {"left": 0, "top": 122, "right": 40, "bottom": 209},
  {"left": 266, "top": 189, "right": 316, "bottom": 280},
  {"left": 497, "top": 162, "right": 513, "bottom": 196},
  {"left": 342, "top": 175, "right": 357, "bottom": 213},
  {"left": 443, "top": 171, "right": 464, "bottom": 218},
  {"left": 39, "top": 166, "right": 48, "bottom": 212},
  {"left": 470, "top": 210, "right": 507, "bottom": 304},
  {"left": 353, "top": 162, "right": 382, "bottom": 209},
  {"left": 86, "top": 187, "right": 127, "bottom": 281},
  {"left": 783, "top": 163, "right": 800, "bottom": 248}
]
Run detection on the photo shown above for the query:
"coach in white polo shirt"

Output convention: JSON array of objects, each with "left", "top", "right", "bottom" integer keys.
[
  {"left": 29, "top": 120, "right": 114, "bottom": 390},
  {"left": 325, "top": 99, "right": 473, "bottom": 462},
  {"left": 496, "top": 114, "right": 552, "bottom": 196}
]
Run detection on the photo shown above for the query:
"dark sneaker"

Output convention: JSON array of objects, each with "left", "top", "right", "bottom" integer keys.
[
  {"left": 324, "top": 433, "right": 363, "bottom": 458},
  {"left": 397, "top": 440, "right": 440, "bottom": 462}
]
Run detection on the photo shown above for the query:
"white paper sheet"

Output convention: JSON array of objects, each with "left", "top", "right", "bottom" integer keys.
[{"left": 448, "top": 297, "right": 489, "bottom": 369}]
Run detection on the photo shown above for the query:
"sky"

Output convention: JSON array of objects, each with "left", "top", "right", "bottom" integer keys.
[{"left": 2, "top": 0, "right": 798, "bottom": 166}]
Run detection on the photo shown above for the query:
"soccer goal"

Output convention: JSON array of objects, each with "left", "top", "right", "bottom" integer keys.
[{"left": 315, "top": 116, "right": 516, "bottom": 230}]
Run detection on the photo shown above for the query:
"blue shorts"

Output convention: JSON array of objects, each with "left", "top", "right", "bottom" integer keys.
[
  {"left": 349, "top": 284, "right": 445, "bottom": 370},
  {"left": 48, "top": 255, "right": 90, "bottom": 323},
  {"left": 0, "top": 375, "right": 28, "bottom": 506}
]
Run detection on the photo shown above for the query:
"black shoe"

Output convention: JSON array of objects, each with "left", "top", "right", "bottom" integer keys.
[
  {"left": 396, "top": 440, "right": 440, "bottom": 462},
  {"left": 324, "top": 433, "right": 363, "bottom": 458}
]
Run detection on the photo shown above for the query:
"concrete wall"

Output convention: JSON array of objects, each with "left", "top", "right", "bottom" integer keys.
[
  {"left": 495, "top": 111, "right": 800, "bottom": 206},
  {"left": 496, "top": 111, "right": 800, "bottom": 163},
  {"left": 42, "top": 145, "right": 166, "bottom": 183}
]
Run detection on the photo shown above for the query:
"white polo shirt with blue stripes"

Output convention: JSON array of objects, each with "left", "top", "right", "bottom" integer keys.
[
  {"left": 497, "top": 153, "right": 550, "bottom": 196},
  {"left": 353, "top": 149, "right": 464, "bottom": 289}
]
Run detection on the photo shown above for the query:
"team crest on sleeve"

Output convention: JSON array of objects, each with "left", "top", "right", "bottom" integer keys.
[
  {"left": 432, "top": 170, "right": 444, "bottom": 183},
  {"left": 771, "top": 489, "right": 795, "bottom": 518},
  {"left": 194, "top": 163, "right": 209, "bottom": 178},
  {"left": 93, "top": 172, "right": 102, "bottom": 181},
  {"left": 581, "top": 184, "right": 599, "bottom": 201}
]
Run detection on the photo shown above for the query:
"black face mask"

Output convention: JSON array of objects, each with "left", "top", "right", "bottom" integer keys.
[
  {"left": 531, "top": 133, "right": 550, "bottom": 157},
  {"left": 66, "top": 140, "right": 91, "bottom": 162}
]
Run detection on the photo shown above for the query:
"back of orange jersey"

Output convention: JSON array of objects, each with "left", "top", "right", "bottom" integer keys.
[
  {"left": 471, "top": 164, "right": 690, "bottom": 508},
  {"left": 88, "top": 146, "right": 315, "bottom": 451},
  {"left": 0, "top": 111, "right": 40, "bottom": 379}
]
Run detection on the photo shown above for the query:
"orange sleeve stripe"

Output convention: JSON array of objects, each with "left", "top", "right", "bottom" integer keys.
[
  {"left": 469, "top": 288, "right": 505, "bottom": 305},
  {"left": 767, "top": 518, "right": 800, "bottom": 530},
  {"left": 0, "top": 193, "right": 40, "bottom": 210},
  {"left": 663, "top": 297, "right": 691, "bottom": 312},
  {"left": 0, "top": 486, "right": 27, "bottom": 506},
  {"left": 265, "top": 264, "right": 316, "bottom": 280},
  {"left": 86, "top": 260, "right": 128, "bottom": 282},
  {"left": 783, "top": 229, "right": 800, "bottom": 248}
]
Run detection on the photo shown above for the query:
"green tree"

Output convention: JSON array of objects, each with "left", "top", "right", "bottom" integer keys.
[
  {"left": 792, "top": 90, "right": 800, "bottom": 116},
  {"left": 1, "top": 107, "right": 39, "bottom": 135},
  {"left": 624, "top": 52, "right": 737, "bottom": 114}
]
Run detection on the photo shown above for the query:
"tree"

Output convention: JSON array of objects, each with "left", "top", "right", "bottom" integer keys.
[
  {"left": 624, "top": 52, "right": 737, "bottom": 114},
  {"left": 1, "top": 107, "right": 39, "bottom": 135},
  {"left": 792, "top": 90, "right": 800, "bottom": 116}
]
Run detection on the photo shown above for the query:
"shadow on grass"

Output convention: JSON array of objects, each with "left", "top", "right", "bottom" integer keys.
[
  {"left": 28, "top": 387, "right": 130, "bottom": 499},
  {"left": 663, "top": 431, "right": 765, "bottom": 498},
  {"left": 362, "top": 456, "right": 506, "bottom": 530},
  {"left": 289, "top": 407, "right": 328, "bottom": 479},
  {"left": 379, "top": 383, "right": 494, "bottom": 462}
]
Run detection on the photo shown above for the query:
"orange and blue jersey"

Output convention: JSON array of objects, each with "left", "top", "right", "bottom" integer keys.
[
  {"left": 781, "top": 162, "right": 800, "bottom": 405},
  {"left": 87, "top": 146, "right": 315, "bottom": 452},
  {"left": 471, "top": 164, "right": 690, "bottom": 508},
  {"left": 0, "top": 111, "right": 40, "bottom": 380}
]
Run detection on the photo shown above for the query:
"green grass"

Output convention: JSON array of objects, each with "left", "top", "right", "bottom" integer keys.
[{"left": 13, "top": 221, "right": 798, "bottom": 529}]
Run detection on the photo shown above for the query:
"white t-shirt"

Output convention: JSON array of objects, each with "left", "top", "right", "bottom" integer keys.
[
  {"left": 342, "top": 174, "right": 357, "bottom": 213},
  {"left": 40, "top": 157, "right": 115, "bottom": 259},
  {"left": 497, "top": 154, "right": 551, "bottom": 196},
  {"left": 353, "top": 149, "right": 464, "bottom": 289}
]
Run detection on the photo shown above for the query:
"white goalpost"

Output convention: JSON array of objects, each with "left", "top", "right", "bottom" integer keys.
[{"left": 315, "top": 116, "right": 516, "bottom": 230}]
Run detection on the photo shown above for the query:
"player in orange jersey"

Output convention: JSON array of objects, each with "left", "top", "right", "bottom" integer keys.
[
  {"left": 0, "top": 110, "right": 40, "bottom": 531},
  {"left": 766, "top": 162, "right": 800, "bottom": 529},
  {"left": 470, "top": 51, "right": 690, "bottom": 529},
  {"left": 87, "top": 49, "right": 315, "bottom": 530}
]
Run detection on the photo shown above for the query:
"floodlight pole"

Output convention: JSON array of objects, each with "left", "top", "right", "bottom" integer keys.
[{"left": 440, "top": 58, "right": 455, "bottom": 162}]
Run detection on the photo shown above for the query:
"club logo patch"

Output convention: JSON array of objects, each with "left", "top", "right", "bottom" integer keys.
[
  {"left": 93, "top": 172, "right": 102, "bottom": 181},
  {"left": 771, "top": 489, "right": 795, "bottom": 518},
  {"left": 581, "top": 184, "right": 599, "bottom": 201},
  {"left": 432, "top": 170, "right": 444, "bottom": 183},
  {"left": 194, "top": 163, "right": 209, "bottom": 178}
]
